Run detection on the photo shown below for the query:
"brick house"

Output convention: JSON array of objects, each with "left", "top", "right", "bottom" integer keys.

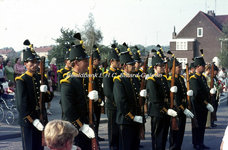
[
  {"left": 0, "top": 48, "right": 18, "bottom": 60},
  {"left": 170, "top": 10, "right": 228, "bottom": 68}
]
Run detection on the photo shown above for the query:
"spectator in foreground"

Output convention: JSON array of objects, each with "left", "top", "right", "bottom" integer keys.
[
  {"left": 44, "top": 120, "right": 81, "bottom": 150},
  {"left": 220, "top": 126, "right": 228, "bottom": 150}
]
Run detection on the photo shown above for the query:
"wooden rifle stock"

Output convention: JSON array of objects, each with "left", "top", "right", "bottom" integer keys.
[
  {"left": 100, "top": 59, "right": 107, "bottom": 114},
  {"left": 138, "top": 55, "right": 149, "bottom": 139},
  {"left": 88, "top": 55, "right": 99, "bottom": 150},
  {"left": 185, "top": 63, "right": 198, "bottom": 128},
  {"left": 210, "top": 63, "right": 216, "bottom": 122},
  {"left": 170, "top": 58, "right": 179, "bottom": 130},
  {"left": 39, "top": 56, "right": 46, "bottom": 146}
]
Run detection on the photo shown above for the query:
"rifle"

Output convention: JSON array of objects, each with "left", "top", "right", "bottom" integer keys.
[
  {"left": 88, "top": 54, "right": 99, "bottom": 150},
  {"left": 185, "top": 63, "right": 198, "bottom": 128},
  {"left": 39, "top": 56, "right": 46, "bottom": 146},
  {"left": 165, "top": 62, "right": 168, "bottom": 77},
  {"left": 138, "top": 55, "right": 149, "bottom": 139},
  {"left": 100, "top": 59, "right": 107, "bottom": 114},
  {"left": 170, "top": 58, "right": 179, "bottom": 130},
  {"left": 210, "top": 63, "right": 216, "bottom": 122}
]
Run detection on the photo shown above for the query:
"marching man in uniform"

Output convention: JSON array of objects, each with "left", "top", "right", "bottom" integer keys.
[
  {"left": 16, "top": 40, "right": 53, "bottom": 150},
  {"left": 60, "top": 33, "right": 99, "bottom": 150},
  {"left": 113, "top": 46, "right": 147, "bottom": 150}
]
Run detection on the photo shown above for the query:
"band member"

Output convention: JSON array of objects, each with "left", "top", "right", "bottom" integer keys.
[
  {"left": 91, "top": 45, "right": 105, "bottom": 141},
  {"left": 60, "top": 33, "right": 98, "bottom": 149},
  {"left": 146, "top": 51, "right": 178, "bottom": 150},
  {"left": 167, "top": 57, "right": 194, "bottom": 150},
  {"left": 189, "top": 51, "right": 216, "bottom": 150},
  {"left": 189, "top": 62, "right": 195, "bottom": 77},
  {"left": 57, "top": 49, "right": 71, "bottom": 91},
  {"left": 16, "top": 40, "right": 53, "bottom": 150},
  {"left": 113, "top": 46, "right": 147, "bottom": 150},
  {"left": 133, "top": 46, "right": 143, "bottom": 77},
  {"left": 103, "top": 44, "right": 121, "bottom": 149}
]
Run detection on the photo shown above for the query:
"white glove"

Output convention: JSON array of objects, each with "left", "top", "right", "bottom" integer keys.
[
  {"left": 206, "top": 103, "right": 214, "bottom": 112},
  {"left": 183, "top": 108, "right": 194, "bottom": 118},
  {"left": 33, "top": 119, "right": 44, "bottom": 131},
  {"left": 100, "top": 101, "right": 104, "bottom": 106},
  {"left": 79, "top": 124, "right": 95, "bottom": 139},
  {"left": 210, "top": 88, "right": 216, "bottom": 94},
  {"left": 167, "top": 109, "right": 177, "bottom": 117},
  {"left": 133, "top": 115, "right": 143, "bottom": 123},
  {"left": 40, "top": 85, "right": 47, "bottom": 92},
  {"left": 187, "top": 90, "right": 193, "bottom": 96},
  {"left": 102, "top": 83, "right": 103, "bottom": 88},
  {"left": 170, "top": 86, "right": 177, "bottom": 93},
  {"left": 88, "top": 90, "right": 98, "bottom": 101},
  {"left": 140, "top": 89, "right": 147, "bottom": 97}
]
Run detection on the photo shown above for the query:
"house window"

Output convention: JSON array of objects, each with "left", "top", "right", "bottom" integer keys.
[
  {"left": 176, "top": 58, "right": 187, "bottom": 69},
  {"left": 176, "top": 41, "right": 187, "bottom": 50},
  {"left": 197, "top": 28, "right": 203, "bottom": 37}
]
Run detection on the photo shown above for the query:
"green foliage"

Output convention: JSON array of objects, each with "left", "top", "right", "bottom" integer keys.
[{"left": 218, "top": 22, "right": 228, "bottom": 68}]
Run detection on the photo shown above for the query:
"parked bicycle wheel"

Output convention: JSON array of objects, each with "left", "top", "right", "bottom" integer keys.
[{"left": 5, "top": 111, "right": 14, "bottom": 125}]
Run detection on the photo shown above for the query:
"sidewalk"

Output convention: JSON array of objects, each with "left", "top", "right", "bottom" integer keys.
[{"left": 0, "top": 91, "right": 108, "bottom": 140}]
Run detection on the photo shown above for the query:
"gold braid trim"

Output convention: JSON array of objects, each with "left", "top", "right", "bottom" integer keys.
[{"left": 125, "top": 111, "right": 134, "bottom": 120}]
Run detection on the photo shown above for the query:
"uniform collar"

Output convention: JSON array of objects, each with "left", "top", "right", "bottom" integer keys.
[
  {"left": 110, "top": 67, "right": 116, "bottom": 72},
  {"left": 175, "top": 74, "right": 178, "bottom": 78},
  {"left": 195, "top": 72, "right": 201, "bottom": 77},
  {"left": 25, "top": 71, "right": 34, "bottom": 77},
  {"left": 72, "top": 71, "right": 80, "bottom": 77},
  {"left": 65, "top": 67, "right": 70, "bottom": 71},
  {"left": 123, "top": 71, "right": 130, "bottom": 77}
]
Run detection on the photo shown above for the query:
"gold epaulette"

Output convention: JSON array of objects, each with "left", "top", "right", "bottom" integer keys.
[
  {"left": 99, "top": 68, "right": 102, "bottom": 71},
  {"left": 57, "top": 69, "right": 63, "bottom": 74},
  {"left": 103, "top": 70, "right": 109, "bottom": 75},
  {"left": 113, "top": 75, "right": 121, "bottom": 82},
  {"left": 181, "top": 75, "right": 185, "bottom": 79},
  {"left": 189, "top": 75, "right": 197, "bottom": 80},
  {"left": 139, "top": 69, "right": 143, "bottom": 72},
  {"left": 167, "top": 76, "right": 172, "bottom": 81},
  {"left": 60, "top": 76, "right": 70, "bottom": 84},
  {"left": 135, "top": 75, "right": 141, "bottom": 81},
  {"left": 44, "top": 74, "right": 47, "bottom": 79},
  {"left": 15, "top": 73, "right": 25, "bottom": 81},
  {"left": 202, "top": 74, "right": 206, "bottom": 77},
  {"left": 147, "top": 76, "right": 155, "bottom": 81},
  {"left": 163, "top": 75, "right": 168, "bottom": 79},
  {"left": 149, "top": 66, "right": 153, "bottom": 70},
  {"left": 63, "top": 72, "right": 69, "bottom": 78}
]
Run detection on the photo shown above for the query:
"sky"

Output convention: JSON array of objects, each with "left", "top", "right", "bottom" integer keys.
[{"left": 1, "top": 0, "right": 228, "bottom": 52}]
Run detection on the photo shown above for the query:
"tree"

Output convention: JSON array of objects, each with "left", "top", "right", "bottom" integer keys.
[
  {"left": 81, "top": 13, "right": 103, "bottom": 54},
  {"left": 218, "top": 23, "right": 228, "bottom": 68},
  {"left": 48, "top": 28, "right": 77, "bottom": 68}
]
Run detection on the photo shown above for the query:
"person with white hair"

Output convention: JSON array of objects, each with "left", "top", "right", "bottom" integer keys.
[{"left": 220, "top": 126, "right": 228, "bottom": 150}]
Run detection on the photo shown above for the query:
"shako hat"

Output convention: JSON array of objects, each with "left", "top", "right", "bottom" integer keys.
[
  {"left": 194, "top": 49, "right": 206, "bottom": 67},
  {"left": 92, "top": 45, "right": 101, "bottom": 59},
  {"left": 108, "top": 44, "right": 120, "bottom": 61},
  {"left": 167, "top": 51, "right": 181, "bottom": 69},
  {"left": 151, "top": 49, "right": 165, "bottom": 66},
  {"left": 120, "top": 42, "right": 136, "bottom": 65},
  {"left": 23, "top": 39, "right": 40, "bottom": 62},
  {"left": 133, "top": 46, "right": 142, "bottom": 62},
  {"left": 69, "top": 33, "right": 90, "bottom": 62}
]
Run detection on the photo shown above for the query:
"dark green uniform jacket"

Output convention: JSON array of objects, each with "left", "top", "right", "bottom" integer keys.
[
  {"left": 189, "top": 72, "right": 210, "bottom": 112},
  {"left": 60, "top": 71, "right": 89, "bottom": 130},
  {"left": 147, "top": 73, "right": 170, "bottom": 118},
  {"left": 167, "top": 75, "right": 188, "bottom": 113},
  {"left": 16, "top": 71, "right": 53, "bottom": 127},
  {"left": 57, "top": 67, "right": 71, "bottom": 90},
  {"left": 113, "top": 72, "right": 141, "bottom": 125},
  {"left": 103, "top": 67, "right": 121, "bottom": 110}
]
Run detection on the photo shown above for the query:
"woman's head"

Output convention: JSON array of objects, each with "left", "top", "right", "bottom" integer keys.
[
  {"left": 44, "top": 120, "right": 78, "bottom": 150},
  {"left": 15, "top": 58, "right": 21, "bottom": 64},
  {"left": 6, "top": 60, "right": 12, "bottom": 66},
  {"left": 50, "top": 57, "right": 57, "bottom": 65}
]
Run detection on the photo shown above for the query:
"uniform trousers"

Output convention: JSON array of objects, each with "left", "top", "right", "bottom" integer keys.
[
  {"left": 151, "top": 116, "right": 170, "bottom": 150},
  {"left": 118, "top": 124, "right": 140, "bottom": 150},
  {"left": 192, "top": 110, "right": 207, "bottom": 146},
  {"left": 94, "top": 102, "right": 101, "bottom": 134},
  {"left": 21, "top": 126, "right": 43, "bottom": 150},
  {"left": 169, "top": 113, "right": 186, "bottom": 150},
  {"left": 74, "top": 131, "right": 92, "bottom": 150},
  {"left": 107, "top": 109, "right": 119, "bottom": 150}
]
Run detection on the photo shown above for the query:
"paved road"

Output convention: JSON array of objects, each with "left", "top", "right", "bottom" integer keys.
[{"left": 0, "top": 91, "right": 227, "bottom": 150}]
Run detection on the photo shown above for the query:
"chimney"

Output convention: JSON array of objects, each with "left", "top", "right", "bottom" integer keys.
[
  {"left": 207, "top": 10, "right": 215, "bottom": 17},
  {"left": 172, "top": 26, "right": 176, "bottom": 39}
]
